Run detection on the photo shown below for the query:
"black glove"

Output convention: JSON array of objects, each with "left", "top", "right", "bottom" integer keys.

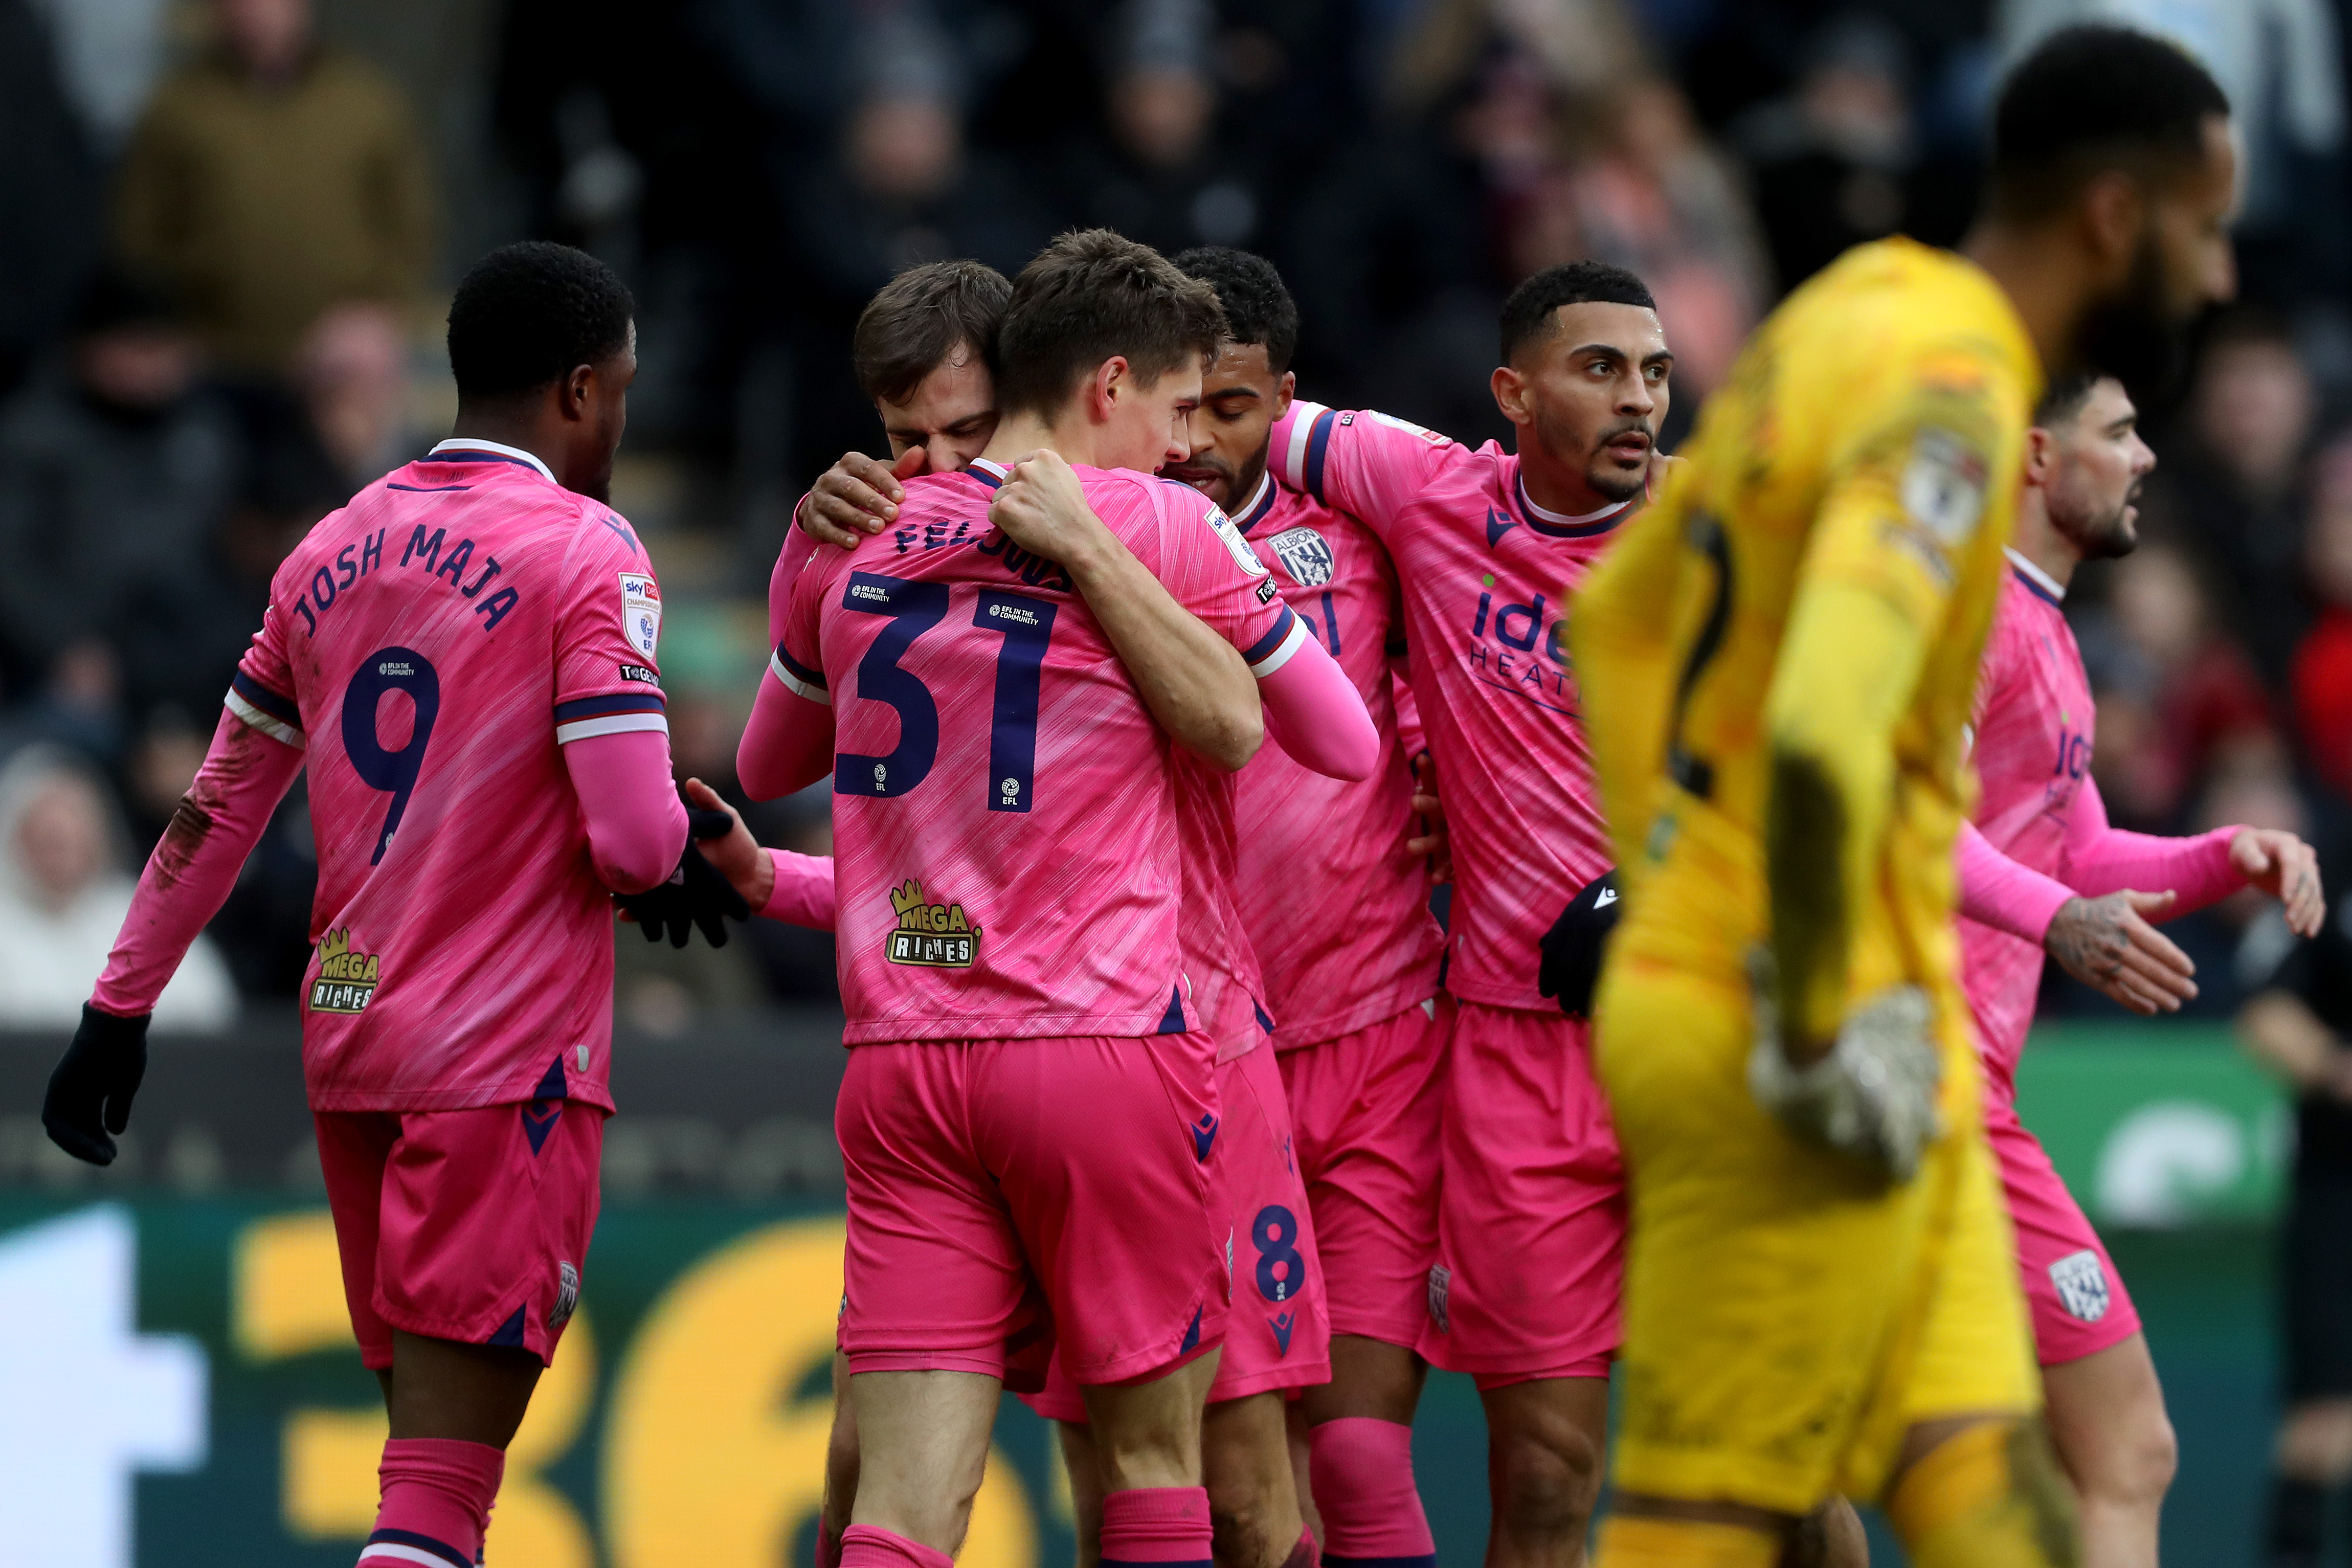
[
  {"left": 1538, "top": 869, "right": 1621, "bottom": 1019},
  {"left": 44, "top": 1004, "right": 152, "bottom": 1165},
  {"left": 617, "top": 809, "right": 750, "bottom": 948}
]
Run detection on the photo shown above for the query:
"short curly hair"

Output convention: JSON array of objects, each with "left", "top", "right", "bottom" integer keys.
[
  {"left": 1173, "top": 247, "right": 1299, "bottom": 374},
  {"left": 446, "top": 241, "right": 635, "bottom": 399},
  {"left": 1498, "top": 261, "right": 1655, "bottom": 365},
  {"left": 995, "top": 230, "right": 1228, "bottom": 417}
]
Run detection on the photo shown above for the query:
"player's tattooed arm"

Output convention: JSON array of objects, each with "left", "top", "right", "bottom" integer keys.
[
  {"left": 2043, "top": 891, "right": 2197, "bottom": 1015},
  {"left": 991, "top": 451, "right": 1263, "bottom": 770},
  {"left": 797, "top": 447, "right": 927, "bottom": 549}
]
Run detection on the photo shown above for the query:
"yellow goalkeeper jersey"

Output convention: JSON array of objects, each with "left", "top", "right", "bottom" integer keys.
[{"left": 1573, "top": 236, "right": 2042, "bottom": 1045}]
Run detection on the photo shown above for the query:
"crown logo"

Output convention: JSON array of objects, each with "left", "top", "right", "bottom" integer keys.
[
  {"left": 884, "top": 880, "right": 980, "bottom": 968},
  {"left": 310, "top": 927, "right": 383, "bottom": 1013}
]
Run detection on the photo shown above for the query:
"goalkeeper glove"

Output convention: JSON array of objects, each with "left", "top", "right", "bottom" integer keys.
[
  {"left": 617, "top": 808, "right": 750, "bottom": 948},
  {"left": 1537, "top": 869, "right": 1621, "bottom": 1018},
  {"left": 1745, "top": 950, "right": 1941, "bottom": 1182},
  {"left": 44, "top": 1003, "right": 151, "bottom": 1166}
]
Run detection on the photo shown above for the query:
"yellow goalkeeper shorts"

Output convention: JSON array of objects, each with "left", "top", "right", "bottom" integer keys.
[{"left": 1593, "top": 951, "right": 2039, "bottom": 1514}]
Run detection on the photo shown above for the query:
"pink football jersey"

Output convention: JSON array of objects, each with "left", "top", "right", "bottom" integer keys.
[
  {"left": 777, "top": 458, "right": 1301, "bottom": 1044},
  {"left": 1225, "top": 472, "right": 1446, "bottom": 1048},
  {"left": 1959, "top": 555, "right": 2096, "bottom": 1101},
  {"left": 1270, "top": 401, "right": 1626, "bottom": 1012},
  {"left": 232, "top": 440, "right": 670, "bottom": 1111}
]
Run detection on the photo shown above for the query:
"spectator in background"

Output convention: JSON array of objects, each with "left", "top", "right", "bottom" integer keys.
[
  {"left": 2294, "top": 436, "right": 2352, "bottom": 799},
  {"left": 113, "top": 0, "right": 435, "bottom": 375},
  {"left": 290, "top": 301, "right": 422, "bottom": 495},
  {"left": 1730, "top": 14, "right": 1917, "bottom": 295},
  {"left": 2140, "top": 307, "right": 2319, "bottom": 684},
  {"left": 2237, "top": 829, "right": 2352, "bottom": 1568},
  {"left": 0, "top": 746, "right": 233, "bottom": 1030},
  {"left": 2076, "top": 541, "right": 2280, "bottom": 831},
  {"left": 1061, "top": 0, "right": 1267, "bottom": 256},
  {"left": 0, "top": 0, "right": 106, "bottom": 400},
  {"left": 0, "top": 272, "right": 237, "bottom": 701},
  {"left": 1501, "top": 75, "right": 1765, "bottom": 399}
]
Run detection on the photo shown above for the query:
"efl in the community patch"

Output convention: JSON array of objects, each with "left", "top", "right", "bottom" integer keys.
[{"left": 619, "top": 572, "right": 661, "bottom": 658}]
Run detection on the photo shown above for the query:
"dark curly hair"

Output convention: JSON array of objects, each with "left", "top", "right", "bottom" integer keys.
[
  {"left": 1989, "top": 27, "right": 2230, "bottom": 221},
  {"left": 1498, "top": 261, "right": 1655, "bottom": 365},
  {"left": 995, "top": 230, "right": 1228, "bottom": 417},
  {"left": 446, "top": 241, "right": 635, "bottom": 400},
  {"left": 1173, "top": 247, "right": 1300, "bottom": 375}
]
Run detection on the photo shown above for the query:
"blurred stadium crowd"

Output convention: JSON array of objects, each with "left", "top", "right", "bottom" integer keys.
[{"left": 4, "top": 0, "right": 2352, "bottom": 1033}]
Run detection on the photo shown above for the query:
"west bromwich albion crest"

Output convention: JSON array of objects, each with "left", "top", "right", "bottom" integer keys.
[
  {"left": 2047, "top": 1249, "right": 2111, "bottom": 1323},
  {"left": 1267, "top": 526, "right": 1334, "bottom": 588}
]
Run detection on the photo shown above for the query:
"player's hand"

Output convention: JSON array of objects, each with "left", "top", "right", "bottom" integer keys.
[
  {"left": 615, "top": 802, "right": 752, "bottom": 947},
  {"left": 1538, "top": 869, "right": 1620, "bottom": 1018},
  {"left": 2232, "top": 828, "right": 2325, "bottom": 938},
  {"left": 43, "top": 1004, "right": 151, "bottom": 1166},
  {"left": 1747, "top": 952, "right": 1941, "bottom": 1182},
  {"left": 990, "top": 449, "right": 1108, "bottom": 566},
  {"left": 1405, "top": 753, "right": 1450, "bottom": 884},
  {"left": 681, "top": 777, "right": 775, "bottom": 912},
  {"left": 800, "top": 448, "right": 925, "bottom": 549},
  {"left": 2043, "top": 891, "right": 2197, "bottom": 1015},
  {"left": 1643, "top": 451, "right": 1686, "bottom": 506}
]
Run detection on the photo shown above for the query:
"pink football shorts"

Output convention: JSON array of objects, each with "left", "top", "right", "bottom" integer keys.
[
  {"left": 1986, "top": 1099, "right": 2141, "bottom": 1367},
  {"left": 1023, "top": 1039, "right": 1330, "bottom": 1420},
  {"left": 1417, "top": 1002, "right": 1623, "bottom": 1388},
  {"left": 836, "top": 1033, "right": 1228, "bottom": 1392},
  {"left": 314, "top": 1094, "right": 604, "bottom": 1372},
  {"left": 1280, "top": 996, "right": 1450, "bottom": 1351}
]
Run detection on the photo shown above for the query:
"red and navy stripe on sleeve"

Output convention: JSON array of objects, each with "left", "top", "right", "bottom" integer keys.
[
  {"left": 226, "top": 671, "right": 305, "bottom": 747},
  {"left": 553, "top": 689, "right": 668, "bottom": 744}
]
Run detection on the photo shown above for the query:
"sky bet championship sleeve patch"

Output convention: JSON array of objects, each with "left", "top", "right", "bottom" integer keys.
[
  {"left": 885, "top": 879, "right": 979, "bottom": 967},
  {"left": 1203, "top": 504, "right": 1271, "bottom": 579},
  {"left": 618, "top": 572, "right": 662, "bottom": 659}
]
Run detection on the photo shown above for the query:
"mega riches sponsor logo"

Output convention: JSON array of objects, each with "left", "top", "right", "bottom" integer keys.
[
  {"left": 884, "top": 880, "right": 980, "bottom": 968},
  {"left": 308, "top": 929, "right": 382, "bottom": 1013}
]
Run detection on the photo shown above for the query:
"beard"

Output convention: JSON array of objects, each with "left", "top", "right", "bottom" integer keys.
[
  {"left": 2074, "top": 233, "right": 2187, "bottom": 401},
  {"left": 2051, "top": 480, "right": 2141, "bottom": 563},
  {"left": 1539, "top": 406, "right": 1650, "bottom": 504}
]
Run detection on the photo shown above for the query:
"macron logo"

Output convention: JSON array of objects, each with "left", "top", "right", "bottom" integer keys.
[
  {"left": 1485, "top": 506, "right": 1516, "bottom": 548},
  {"left": 1596, "top": 887, "right": 1619, "bottom": 908}
]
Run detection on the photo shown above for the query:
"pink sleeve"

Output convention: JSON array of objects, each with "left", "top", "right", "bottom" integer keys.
[
  {"left": 741, "top": 549, "right": 838, "bottom": 800},
  {"left": 1957, "top": 820, "right": 2074, "bottom": 943},
  {"left": 1260, "top": 634, "right": 1379, "bottom": 780},
  {"left": 563, "top": 729, "right": 688, "bottom": 894},
  {"left": 1269, "top": 400, "right": 1454, "bottom": 541},
  {"left": 2061, "top": 774, "right": 2244, "bottom": 915},
  {"left": 761, "top": 849, "right": 836, "bottom": 928},
  {"left": 93, "top": 708, "right": 304, "bottom": 1016}
]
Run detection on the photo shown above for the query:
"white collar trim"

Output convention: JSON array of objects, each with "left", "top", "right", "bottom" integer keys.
[
  {"left": 1236, "top": 471, "right": 1274, "bottom": 524},
  {"left": 430, "top": 437, "right": 556, "bottom": 483},
  {"left": 1516, "top": 473, "right": 1625, "bottom": 527},
  {"left": 2004, "top": 547, "right": 2066, "bottom": 601}
]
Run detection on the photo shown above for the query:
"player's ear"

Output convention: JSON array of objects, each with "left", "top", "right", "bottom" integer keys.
[
  {"left": 1273, "top": 370, "right": 1295, "bottom": 420},
  {"left": 1092, "top": 356, "right": 1128, "bottom": 422},
  {"left": 559, "top": 362, "right": 594, "bottom": 423},
  {"left": 2078, "top": 170, "right": 2146, "bottom": 285},
  {"left": 1491, "top": 364, "right": 1530, "bottom": 426},
  {"left": 2022, "top": 425, "right": 2056, "bottom": 485}
]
